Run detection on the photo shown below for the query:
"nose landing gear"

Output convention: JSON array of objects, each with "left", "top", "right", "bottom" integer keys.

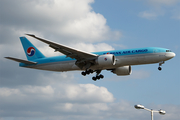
[{"left": 158, "top": 61, "right": 164, "bottom": 71}]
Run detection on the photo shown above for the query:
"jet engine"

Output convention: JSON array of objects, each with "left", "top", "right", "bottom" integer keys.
[
  {"left": 112, "top": 66, "right": 132, "bottom": 76},
  {"left": 96, "top": 54, "right": 116, "bottom": 67}
]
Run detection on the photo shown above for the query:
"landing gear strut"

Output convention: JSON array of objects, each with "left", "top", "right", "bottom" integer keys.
[
  {"left": 158, "top": 61, "right": 164, "bottom": 71},
  {"left": 92, "top": 70, "right": 104, "bottom": 81}
]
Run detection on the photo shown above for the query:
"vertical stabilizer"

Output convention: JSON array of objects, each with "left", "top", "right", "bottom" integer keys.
[{"left": 20, "top": 37, "right": 45, "bottom": 61}]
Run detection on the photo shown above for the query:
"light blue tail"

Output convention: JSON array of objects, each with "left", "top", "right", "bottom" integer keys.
[{"left": 20, "top": 37, "right": 45, "bottom": 61}]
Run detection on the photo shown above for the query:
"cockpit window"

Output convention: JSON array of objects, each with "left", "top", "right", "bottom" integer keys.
[{"left": 166, "top": 50, "right": 171, "bottom": 52}]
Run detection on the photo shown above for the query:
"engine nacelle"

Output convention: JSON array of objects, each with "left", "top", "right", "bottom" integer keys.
[
  {"left": 96, "top": 54, "right": 116, "bottom": 67},
  {"left": 112, "top": 66, "right": 132, "bottom": 76}
]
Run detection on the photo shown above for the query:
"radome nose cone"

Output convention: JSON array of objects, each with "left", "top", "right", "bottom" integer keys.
[
  {"left": 166, "top": 52, "right": 176, "bottom": 58},
  {"left": 173, "top": 52, "right": 176, "bottom": 57}
]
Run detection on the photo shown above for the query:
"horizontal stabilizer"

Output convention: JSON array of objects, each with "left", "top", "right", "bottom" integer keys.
[{"left": 5, "top": 57, "right": 37, "bottom": 64}]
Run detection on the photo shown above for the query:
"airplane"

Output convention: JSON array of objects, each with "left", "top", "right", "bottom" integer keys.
[{"left": 5, "top": 34, "right": 176, "bottom": 81}]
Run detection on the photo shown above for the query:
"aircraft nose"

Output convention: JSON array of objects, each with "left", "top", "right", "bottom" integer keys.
[{"left": 166, "top": 52, "right": 176, "bottom": 59}]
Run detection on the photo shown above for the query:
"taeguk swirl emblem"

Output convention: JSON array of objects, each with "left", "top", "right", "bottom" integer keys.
[{"left": 27, "top": 47, "right": 35, "bottom": 56}]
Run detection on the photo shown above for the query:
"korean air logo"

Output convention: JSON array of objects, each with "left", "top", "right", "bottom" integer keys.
[
  {"left": 104, "top": 58, "right": 107, "bottom": 61},
  {"left": 27, "top": 47, "right": 35, "bottom": 57}
]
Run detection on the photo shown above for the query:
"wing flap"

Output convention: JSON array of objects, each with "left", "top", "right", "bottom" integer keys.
[
  {"left": 26, "top": 34, "right": 98, "bottom": 60},
  {"left": 5, "top": 57, "right": 37, "bottom": 64}
]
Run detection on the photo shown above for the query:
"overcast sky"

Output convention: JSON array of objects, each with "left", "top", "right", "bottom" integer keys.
[{"left": 0, "top": 0, "right": 179, "bottom": 120}]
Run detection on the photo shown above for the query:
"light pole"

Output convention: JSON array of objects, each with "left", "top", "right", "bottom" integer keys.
[{"left": 134, "top": 104, "right": 166, "bottom": 120}]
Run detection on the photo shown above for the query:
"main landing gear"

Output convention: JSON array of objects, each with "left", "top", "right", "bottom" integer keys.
[
  {"left": 92, "top": 70, "right": 104, "bottom": 81},
  {"left": 158, "top": 61, "right": 164, "bottom": 71},
  {"left": 81, "top": 69, "right": 104, "bottom": 81},
  {"left": 81, "top": 69, "right": 94, "bottom": 76}
]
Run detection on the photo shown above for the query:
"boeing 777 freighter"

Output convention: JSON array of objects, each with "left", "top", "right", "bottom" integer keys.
[{"left": 5, "top": 34, "right": 176, "bottom": 81}]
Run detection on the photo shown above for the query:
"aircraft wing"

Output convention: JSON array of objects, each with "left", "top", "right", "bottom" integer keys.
[{"left": 26, "top": 34, "right": 98, "bottom": 61}]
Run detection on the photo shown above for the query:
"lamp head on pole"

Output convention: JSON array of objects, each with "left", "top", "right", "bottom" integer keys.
[
  {"left": 159, "top": 109, "right": 166, "bottom": 115},
  {"left": 134, "top": 104, "right": 145, "bottom": 109}
]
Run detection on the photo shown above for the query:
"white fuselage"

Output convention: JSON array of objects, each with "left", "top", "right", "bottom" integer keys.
[{"left": 22, "top": 51, "right": 175, "bottom": 72}]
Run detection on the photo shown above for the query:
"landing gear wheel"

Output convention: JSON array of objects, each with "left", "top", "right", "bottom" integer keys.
[
  {"left": 158, "top": 67, "right": 162, "bottom": 71},
  {"left": 96, "top": 76, "right": 100, "bottom": 80},
  {"left": 158, "top": 61, "right": 164, "bottom": 71},
  {"left": 81, "top": 72, "right": 86, "bottom": 76},
  {"left": 81, "top": 69, "right": 94, "bottom": 76},
  {"left": 86, "top": 71, "right": 90, "bottom": 75},
  {"left": 99, "top": 74, "right": 104, "bottom": 79},
  {"left": 92, "top": 77, "right": 97, "bottom": 81}
]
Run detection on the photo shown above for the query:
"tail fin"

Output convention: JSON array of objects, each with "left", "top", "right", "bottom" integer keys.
[{"left": 20, "top": 37, "right": 45, "bottom": 61}]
